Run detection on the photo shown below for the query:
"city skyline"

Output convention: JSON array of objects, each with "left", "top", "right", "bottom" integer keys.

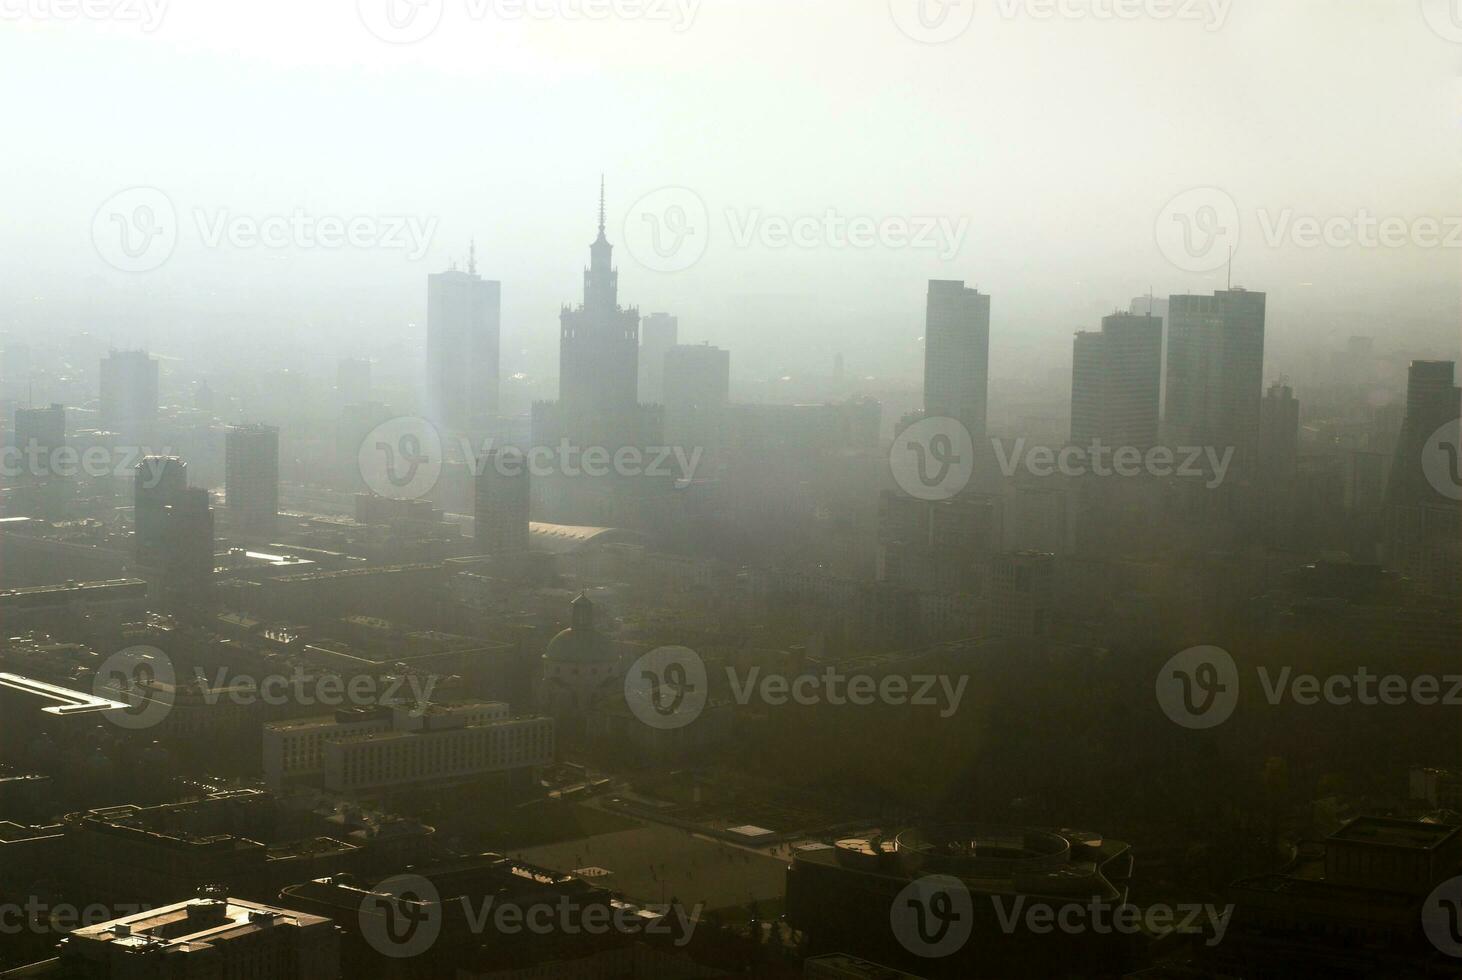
[{"left": 1, "top": 4, "right": 1458, "bottom": 978}]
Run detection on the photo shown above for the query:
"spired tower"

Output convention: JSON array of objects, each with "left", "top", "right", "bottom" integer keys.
[{"left": 558, "top": 179, "right": 642, "bottom": 450}]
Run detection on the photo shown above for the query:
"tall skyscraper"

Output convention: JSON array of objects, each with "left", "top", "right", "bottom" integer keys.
[
  {"left": 663, "top": 343, "right": 730, "bottom": 458},
  {"left": 134, "top": 455, "right": 188, "bottom": 567},
  {"left": 1130, "top": 295, "right": 1170, "bottom": 414},
  {"left": 925, "top": 280, "right": 990, "bottom": 442},
  {"left": 10, "top": 403, "right": 68, "bottom": 517},
  {"left": 99, "top": 349, "right": 159, "bottom": 437},
  {"left": 474, "top": 450, "right": 530, "bottom": 556},
  {"left": 134, "top": 456, "right": 214, "bottom": 593},
  {"left": 13, "top": 403, "right": 65, "bottom": 461},
  {"left": 558, "top": 180, "right": 641, "bottom": 449},
  {"left": 1259, "top": 381, "right": 1300, "bottom": 483},
  {"left": 990, "top": 551, "right": 1055, "bottom": 639},
  {"left": 225, "top": 423, "right": 280, "bottom": 533},
  {"left": 1069, "top": 313, "right": 1162, "bottom": 450},
  {"left": 1385, "top": 361, "right": 1460, "bottom": 596},
  {"left": 1256, "top": 381, "right": 1301, "bottom": 543},
  {"left": 1165, "top": 288, "right": 1266, "bottom": 478},
  {"left": 1393, "top": 361, "right": 1460, "bottom": 488},
  {"left": 426, "top": 244, "right": 501, "bottom": 434},
  {"left": 639, "top": 312, "right": 679, "bottom": 404}
]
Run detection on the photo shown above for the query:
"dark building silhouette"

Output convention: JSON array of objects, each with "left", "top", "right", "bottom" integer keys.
[
  {"left": 474, "top": 450, "right": 530, "bottom": 556},
  {"left": 1259, "top": 380, "right": 1300, "bottom": 482},
  {"left": 13, "top": 402, "right": 65, "bottom": 459},
  {"left": 1385, "top": 360, "right": 1460, "bottom": 596},
  {"left": 133, "top": 456, "right": 213, "bottom": 597},
  {"left": 787, "top": 826, "right": 1134, "bottom": 979},
  {"left": 1069, "top": 312, "right": 1161, "bottom": 450},
  {"left": 924, "top": 280, "right": 990, "bottom": 443},
  {"left": 557, "top": 181, "right": 642, "bottom": 450},
  {"left": 1165, "top": 288, "right": 1266, "bottom": 478}
]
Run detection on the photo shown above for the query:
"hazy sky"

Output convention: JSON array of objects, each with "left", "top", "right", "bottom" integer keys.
[{"left": 3, "top": 0, "right": 1459, "bottom": 384}]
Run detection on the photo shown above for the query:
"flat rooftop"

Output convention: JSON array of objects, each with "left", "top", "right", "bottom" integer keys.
[
  {"left": 1330, "top": 816, "right": 1459, "bottom": 850},
  {"left": 0, "top": 674, "right": 129, "bottom": 716},
  {"left": 69, "top": 896, "right": 331, "bottom": 951}
]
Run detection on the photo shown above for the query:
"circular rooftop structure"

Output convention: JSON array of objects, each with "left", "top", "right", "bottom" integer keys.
[{"left": 544, "top": 594, "right": 617, "bottom": 665}]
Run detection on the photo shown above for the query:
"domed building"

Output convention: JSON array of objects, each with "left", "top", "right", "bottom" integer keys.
[{"left": 537, "top": 594, "right": 621, "bottom": 729}]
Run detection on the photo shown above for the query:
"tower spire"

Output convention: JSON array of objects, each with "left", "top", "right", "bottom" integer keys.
[
  {"left": 598, "top": 174, "right": 606, "bottom": 236},
  {"left": 468, "top": 237, "right": 477, "bottom": 277}
]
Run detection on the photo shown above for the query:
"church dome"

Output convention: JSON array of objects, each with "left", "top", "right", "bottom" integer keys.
[{"left": 544, "top": 594, "right": 616, "bottom": 665}]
